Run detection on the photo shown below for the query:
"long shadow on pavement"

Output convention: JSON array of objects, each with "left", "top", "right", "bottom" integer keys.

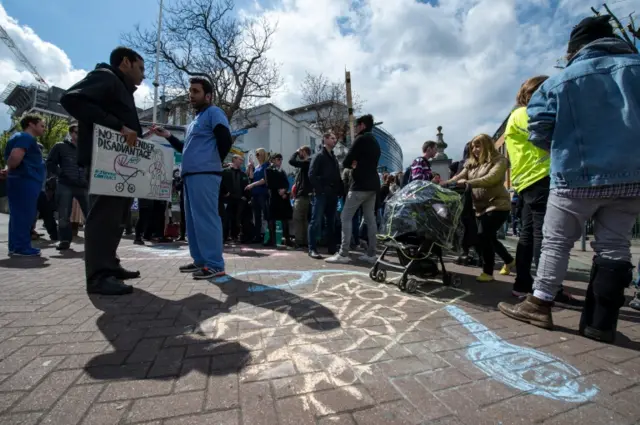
[{"left": 84, "top": 277, "right": 340, "bottom": 380}]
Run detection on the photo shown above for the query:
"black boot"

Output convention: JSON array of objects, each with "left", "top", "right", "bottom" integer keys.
[
  {"left": 87, "top": 276, "right": 133, "bottom": 296},
  {"left": 579, "top": 256, "right": 632, "bottom": 344}
]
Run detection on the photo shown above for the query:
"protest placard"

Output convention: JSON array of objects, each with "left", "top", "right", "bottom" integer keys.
[{"left": 89, "top": 124, "right": 174, "bottom": 201}]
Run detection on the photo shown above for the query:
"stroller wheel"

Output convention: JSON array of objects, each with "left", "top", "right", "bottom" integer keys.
[
  {"left": 369, "top": 268, "right": 377, "bottom": 281},
  {"left": 406, "top": 279, "right": 418, "bottom": 294},
  {"left": 376, "top": 270, "right": 387, "bottom": 283},
  {"left": 398, "top": 277, "right": 407, "bottom": 291}
]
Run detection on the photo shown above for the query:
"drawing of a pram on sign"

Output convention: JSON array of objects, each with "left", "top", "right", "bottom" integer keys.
[{"left": 113, "top": 154, "right": 144, "bottom": 194}]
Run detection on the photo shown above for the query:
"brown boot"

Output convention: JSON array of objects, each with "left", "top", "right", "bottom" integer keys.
[{"left": 498, "top": 294, "right": 554, "bottom": 330}]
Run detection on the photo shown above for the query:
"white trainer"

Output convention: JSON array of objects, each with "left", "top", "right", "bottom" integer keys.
[{"left": 325, "top": 254, "right": 350, "bottom": 264}]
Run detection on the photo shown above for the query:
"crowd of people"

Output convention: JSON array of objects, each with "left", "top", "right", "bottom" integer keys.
[{"left": 2, "top": 14, "right": 640, "bottom": 344}]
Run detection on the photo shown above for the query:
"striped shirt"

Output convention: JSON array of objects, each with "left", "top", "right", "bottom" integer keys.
[{"left": 410, "top": 157, "right": 433, "bottom": 182}]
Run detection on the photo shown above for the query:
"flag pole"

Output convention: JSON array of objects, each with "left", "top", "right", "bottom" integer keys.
[{"left": 152, "top": 0, "right": 164, "bottom": 124}]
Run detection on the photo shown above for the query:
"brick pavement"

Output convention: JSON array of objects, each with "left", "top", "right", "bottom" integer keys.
[{"left": 1, "top": 218, "right": 640, "bottom": 424}]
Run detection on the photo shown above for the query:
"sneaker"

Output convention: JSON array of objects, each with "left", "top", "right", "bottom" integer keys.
[
  {"left": 554, "top": 289, "right": 582, "bottom": 306},
  {"left": 309, "top": 250, "right": 323, "bottom": 260},
  {"left": 499, "top": 261, "right": 516, "bottom": 276},
  {"left": 192, "top": 267, "right": 225, "bottom": 280},
  {"left": 56, "top": 241, "right": 71, "bottom": 251},
  {"left": 11, "top": 248, "right": 41, "bottom": 257},
  {"left": 476, "top": 273, "right": 494, "bottom": 282},
  {"left": 326, "top": 254, "right": 350, "bottom": 264},
  {"left": 498, "top": 295, "right": 554, "bottom": 330},
  {"left": 358, "top": 254, "right": 377, "bottom": 264},
  {"left": 179, "top": 263, "right": 202, "bottom": 273}
]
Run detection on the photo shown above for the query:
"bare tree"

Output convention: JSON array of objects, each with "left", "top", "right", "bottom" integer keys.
[
  {"left": 299, "top": 72, "right": 364, "bottom": 143},
  {"left": 122, "top": 0, "right": 281, "bottom": 121}
]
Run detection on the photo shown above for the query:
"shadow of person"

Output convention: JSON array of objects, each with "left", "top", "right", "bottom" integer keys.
[
  {"left": 211, "top": 276, "right": 341, "bottom": 332},
  {"left": 85, "top": 290, "right": 252, "bottom": 380},
  {"left": 0, "top": 257, "right": 50, "bottom": 269},
  {"left": 84, "top": 277, "right": 340, "bottom": 380}
]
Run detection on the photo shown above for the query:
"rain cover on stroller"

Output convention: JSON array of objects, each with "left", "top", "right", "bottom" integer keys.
[{"left": 380, "top": 180, "right": 464, "bottom": 250}]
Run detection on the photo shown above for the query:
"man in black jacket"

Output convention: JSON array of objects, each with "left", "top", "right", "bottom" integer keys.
[
  {"left": 326, "top": 114, "right": 381, "bottom": 264},
  {"left": 60, "top": 46, "right": 145, "bottom": 295},
  {"left": 221, "top": 154, "right": 250, "bottom": 241},
  {"left": 46, "top": 123, "right": 89, "bottom": 251},
  {"left": 289, "top": 145, "right": 311, "bottom": 248},
  {"left": 307, "top": 132, "right": 343, "bottom": 259}
]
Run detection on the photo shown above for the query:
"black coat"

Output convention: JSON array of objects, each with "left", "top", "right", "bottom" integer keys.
[
  {"left": 266, "top": 166, "right": 293, "bottom": 221},
  {"left": 221, "top": 167, "right": 249, "bottom": 199},
  {"left": 46, "top": 140, "right": 88, "bottom": 188},
  {"left": 309, "top": 147, "right": 343, "bottom": 197},
  {"left": 342, "top": 131, "right": 381, "bottom": 192},
  {"left": 60, "top": 63, "right": 142, "bottom": 167},
  {"left": 288, "top": 152, "right": 311, "bottom": 197}
]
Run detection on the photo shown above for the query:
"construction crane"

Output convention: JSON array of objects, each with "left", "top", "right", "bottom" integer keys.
[{"left": 0, "top": 23, "right": 48, "bottom": 87}]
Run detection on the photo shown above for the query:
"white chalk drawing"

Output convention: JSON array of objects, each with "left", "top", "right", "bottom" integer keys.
[{"left": 445, "top": 305, "right": 599, "bottom": 403}]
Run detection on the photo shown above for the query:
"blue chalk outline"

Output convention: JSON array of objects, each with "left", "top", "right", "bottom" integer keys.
[
  {"left": 216, "top": 269, "right": 369, "bottom": 292},
  {"left": 445, "top": 305, "right": 599, "bottom": 403}
]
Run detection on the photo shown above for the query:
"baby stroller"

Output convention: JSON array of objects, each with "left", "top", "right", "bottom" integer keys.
[
  {"left": 370, "top": 181, "right": 464, "bottom": 293},
  {"left": 114, "top": 154, "right": 144, "bottom": 194}
]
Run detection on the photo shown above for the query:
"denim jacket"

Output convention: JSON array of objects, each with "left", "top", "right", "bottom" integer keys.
[{"left": 527, "top": 38, "right": 640, "bottom": 189}]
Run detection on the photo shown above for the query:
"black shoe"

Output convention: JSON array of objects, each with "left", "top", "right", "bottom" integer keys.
[
  {"left": 582, "top": 326, "right": 615, "bottom": 344},
  {"left": 179, "top": 262, "right": 202, "bottom": 273},
  {"left": 309, "top": 250, "right": 322, "bottom": 259},
  {"left": 56, "top": 241, "right": 71, "bottom": 251},
  {"left": 192, "top": 267, "right": 225, "bottom": 280},
  {"left": 157, "top": 237, "right": 173, "bottom": 243},
  {"left": 178, "top": 237, "right": 186, "bottom": 242},
  {"left": 112, "top": 268, "right": 141, "bottom": 280},
  {"left": 553, "top": 289, "right": 582, "bottom": 307},
  {"left": 133, "top": 239, "right": 145, "bottom": 245},
  {"left": 87, "top": 276, "right": 133, "bottom": 295}
]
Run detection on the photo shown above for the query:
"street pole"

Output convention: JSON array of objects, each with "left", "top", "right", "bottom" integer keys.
[
  {"left": 345, "top": 69, "right": 355, "bottom": 145},
  {"left": 152, "top": 0, "right": 164, "bottom": 124}
]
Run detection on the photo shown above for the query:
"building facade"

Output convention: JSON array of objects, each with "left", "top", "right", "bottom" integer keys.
[{"left": 372, "top": 126, "right": 403, "bottom": 173}]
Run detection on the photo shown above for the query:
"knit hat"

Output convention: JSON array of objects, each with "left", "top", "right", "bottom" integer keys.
[{"left": 567, "top": 15, "right": 615, "bottom": 54}]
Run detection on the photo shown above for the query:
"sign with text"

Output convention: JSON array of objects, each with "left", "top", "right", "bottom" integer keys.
[{"left": 90, "top": 125, "right": 174, "bottom": 201}]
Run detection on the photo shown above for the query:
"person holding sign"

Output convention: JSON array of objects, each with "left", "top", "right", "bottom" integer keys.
[
  {"left": 151, "top": 77, "right": 233, "bottom": 280},
  {"left": 60, "top": 47, "right": 145, "bottom": 295}
]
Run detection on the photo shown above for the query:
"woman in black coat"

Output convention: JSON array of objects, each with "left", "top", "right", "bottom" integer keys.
[{"left": 265, "top": 153, "right": 293, "bottom": 247}]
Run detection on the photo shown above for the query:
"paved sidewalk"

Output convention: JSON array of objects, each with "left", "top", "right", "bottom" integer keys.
[{"left": 0, "top": 216, "right": 640, "bottom": 424}]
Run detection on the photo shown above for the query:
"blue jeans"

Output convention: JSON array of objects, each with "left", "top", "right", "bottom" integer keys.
[
  {"left": 7, "top": 177, "right": 41, "bottom": 253},
  {"left": 308, "top": 194, "right": 338, "bottom": 253},
  {"left": 251, "top": 193, "right": 269, "bottom": 239},
  {"left": 56, "top": 183, "right": 89, "bottom": 243},
  {"left": 183, "top": 174, "right": 224, "bottom": 270}
]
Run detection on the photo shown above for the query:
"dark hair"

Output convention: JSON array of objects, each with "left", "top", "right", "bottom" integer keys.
[
  {"left": 20, "top": 113, "right": 43, "bottom": 130},
  {"left": 189, "top": 77, "right": 213, "bottom": 97},
  {"left": 422, "top": 141, "right": 437, "bottom": 153},
  {"left": 300, "top": 145, "right": 312, "bottom": 156},
  {"left": 109, "top": 46, "right": 143, "bottom": 68},
  {"left": 272, "top": 153, "right": 283, "bottom": 160},
  {"left": 356, "top": 114, "right": 374, "bottom": 131},
  {"left": 68, "top": 123, "right": 78, "bottom": 133}
]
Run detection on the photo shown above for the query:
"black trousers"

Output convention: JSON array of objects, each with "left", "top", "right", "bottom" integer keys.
[
  {"left": 179, "top": 189, "right": 186, "bottom": 238},
  {"left": 36, "top": 191, "right": 58, "bottom": 240},
  {"left": 85, "top": 195, "right": 132, "bottom": 282},
  {"left": 514, "top": 177, "right": 550, "bottom": 293},
  {"left": 223, "top": 198, "right": 248, "bottom": 240},
  {"left": 477, "top": 210, "right": 513, "bottom": 275}
]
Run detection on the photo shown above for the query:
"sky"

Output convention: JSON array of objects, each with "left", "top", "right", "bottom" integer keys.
[{"left": 0, "top": 0, "right": 638, "bottom": 165}]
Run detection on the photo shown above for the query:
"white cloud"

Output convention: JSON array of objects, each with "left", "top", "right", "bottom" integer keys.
[
  {"left": 253, "top": 0, "right": 630, "bottom": 165},
  {"left": 0, "top": 4, "right": 153, "bottom": 130}
]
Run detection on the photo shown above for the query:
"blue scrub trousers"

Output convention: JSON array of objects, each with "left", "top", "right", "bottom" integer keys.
[
  {"left": 183, "top": 173, "right": 224, "bottom": 270},
  {"left": 7, "top": 177, "right": 41, "bottom": 253}
]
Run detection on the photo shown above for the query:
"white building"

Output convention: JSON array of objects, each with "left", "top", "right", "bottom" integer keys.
[{"left": 231, "top": 104, "right": 321, "bottom": 175}]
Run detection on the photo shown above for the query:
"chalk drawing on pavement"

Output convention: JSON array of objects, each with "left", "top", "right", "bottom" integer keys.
[
  {"left": 445, "top": 305, "right": 599, "bottom": 403},
  {"left": 228, "top": 269, "right": 370, "bottom": 292}
]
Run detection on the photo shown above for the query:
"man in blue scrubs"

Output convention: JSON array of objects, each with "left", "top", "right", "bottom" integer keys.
[
  {"left": 152, "top": 78, "right": 233, "bottom": 279},
  {"left": 3, "top": 114, "right": 47, "bottom": 256}
]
